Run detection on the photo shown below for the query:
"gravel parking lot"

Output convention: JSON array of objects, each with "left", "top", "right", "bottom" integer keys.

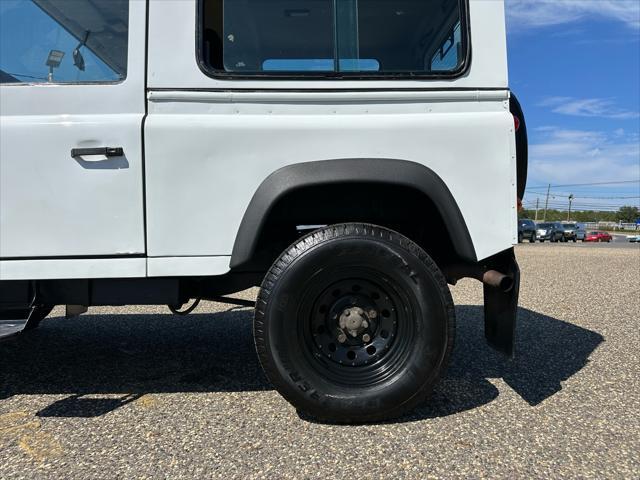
[{"left": 1, "top": 242, "right": 638, "bottom": 479}]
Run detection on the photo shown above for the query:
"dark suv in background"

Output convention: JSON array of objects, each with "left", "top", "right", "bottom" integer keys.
[
  {"left": 536, "top": 222, "right": 564, "bottom": 242},
  {"left": 559, "top": 223, "right": 578, "bottom": 242},
  {"left": 518, "top": 219, "right": 536, "bottom": 243}
]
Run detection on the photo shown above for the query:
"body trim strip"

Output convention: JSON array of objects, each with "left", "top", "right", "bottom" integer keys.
[{"left": 148, "top": 89, "right": 509, "bottom": 104}]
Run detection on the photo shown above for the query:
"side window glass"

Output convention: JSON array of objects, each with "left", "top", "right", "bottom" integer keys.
[
  {"left": 430, "top": 21, "right": 462, "bottom": 71},
  {"left": 202, "top": 0, "right": 465, "bottom": 75},
  {"left": 0, "top": 0, "right": 129, "bottom": 84}
]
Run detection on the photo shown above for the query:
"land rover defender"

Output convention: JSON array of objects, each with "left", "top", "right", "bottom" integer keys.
[{"left": 0, "top": 0, "right": 527, "bottom": 422}]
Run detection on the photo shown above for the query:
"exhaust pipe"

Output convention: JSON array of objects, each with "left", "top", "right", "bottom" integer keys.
[
  {"left": 481, "top": 270, "right": 514, "bottom": 292},
  {"left": 443, "top": 264, "right": 514, "bottom": 293}
]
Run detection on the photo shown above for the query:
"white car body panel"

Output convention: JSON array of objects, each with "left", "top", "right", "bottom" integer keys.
[
  {"left": 147, "top": 0, "right": 509, "bottom": 90},
  {"left": 1, "top": 0, "right": 516, "bottom": 280},
  {"left": 145, "top": 90, "right": 516, "bottom": 263},
  {"left": 0, "top": 258, "right": 146, "bottom": 281},
  {"left": 146, "top": 256, "right": 231, "bottom": 277}
]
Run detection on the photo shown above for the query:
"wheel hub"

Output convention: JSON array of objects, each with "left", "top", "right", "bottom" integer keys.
[
  {"left": 310, "top": 279, "right": 398, "bottom": 367},
  {"left": 338, "top": 306, "right": 370, "bottom": 338}
]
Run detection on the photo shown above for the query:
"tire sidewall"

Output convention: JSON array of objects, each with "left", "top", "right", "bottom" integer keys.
[{"left": 257, "top": 230, "right": 453, "bottom": 420}]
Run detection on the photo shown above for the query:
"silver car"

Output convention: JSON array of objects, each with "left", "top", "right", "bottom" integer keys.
[{"left": 575, "top": 223, "right": 587, "bottom": 241}]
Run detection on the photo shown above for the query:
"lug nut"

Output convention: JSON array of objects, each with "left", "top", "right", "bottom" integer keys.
[
  {"left": 337, "top": 333, "right": 347, "bottom": 343},
  {"left": 368, "top": 309, "right": 377, "bottom": 319},
  {"left": 362, "top": 333, "right": 371, "bottom": 343},
  {"left": 362, "top": 320, "right": 368, "bottom": 329}
]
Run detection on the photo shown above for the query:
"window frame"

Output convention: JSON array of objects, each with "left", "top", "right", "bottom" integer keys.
[{"left": 195, "top": 0, "right": 471, "bottom": 81}]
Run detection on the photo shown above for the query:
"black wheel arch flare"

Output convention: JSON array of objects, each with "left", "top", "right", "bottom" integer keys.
[{"left": 230, "top": 158, "right": 477, "bottom": 269}]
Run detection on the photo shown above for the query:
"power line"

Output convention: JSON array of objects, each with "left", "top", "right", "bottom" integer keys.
[
  {"left": 568, "top": 196, "right": 640, "bottom": 200},
  {"left": 526, "top": 180, "right": 640, "bottom": 189},
  {"left": 524, "top": 191, "right": 640, "bottom": 200}
]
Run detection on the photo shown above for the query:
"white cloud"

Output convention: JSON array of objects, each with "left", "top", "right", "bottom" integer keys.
[
  {"left": 506, "top": 0, "right": 640, "bottom": 30},
  {"left": 527, "top": 128, "right": 640, "bottom": 187},
  {"left": 539, "top": 97, "right": 640, "bottom": 120}
]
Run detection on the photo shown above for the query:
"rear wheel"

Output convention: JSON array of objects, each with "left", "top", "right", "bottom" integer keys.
[
  {"left": 518, "top": 232, "right": 523, "bottom": 243},
  {"left": 530, "top": 233, "right": 536, "bottom": 243},
  {"left": 255, "top": 223, "right": 455, "bottom": 423}
]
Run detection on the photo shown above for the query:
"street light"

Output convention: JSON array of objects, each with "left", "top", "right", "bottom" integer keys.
[
  {"left": 46, "top": 49, "right": 65, "bottom": 82},
  {"left": 567, "top": 194, "right": 574, "bottom": 221}
]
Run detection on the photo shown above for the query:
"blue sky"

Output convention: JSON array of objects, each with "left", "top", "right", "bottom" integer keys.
[{"left": 505, "top": 0, "right": 640, "bottom": 212}]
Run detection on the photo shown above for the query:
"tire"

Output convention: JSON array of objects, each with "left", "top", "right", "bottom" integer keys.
[
  {"left": 530, "top": 233, "right": 536, "bottom": 243},
  {"left": 518, "top": 232, "right": 523, "bottom": 243},
  {"left": 23, "top": 305, "right": 54, "bottom": 331},
  {"left": 255, "top": 223, "right": 455, "bottom": 423}
]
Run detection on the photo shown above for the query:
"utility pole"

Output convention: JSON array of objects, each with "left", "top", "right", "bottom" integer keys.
[
  {"left": 543, "top": 184, "right": 551, "bottom": 222},
  {"left": 534, "top": 197, "right": 539, "bottom": 222},
  {"left": 567, "top": 194, "right": 574, "bottom": 221}
]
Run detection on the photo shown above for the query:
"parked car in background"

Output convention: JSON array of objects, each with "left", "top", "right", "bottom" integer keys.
[
  {"left": 585, "top": 231, "right": 612, "bottom": 243},
  {"left": 575, "top": 223, "right": 587, "bottom": 241},
  {"left": 559, "top": 223, "right": 578, "bottom": 242},
  {"left": 627, "top": 235, "right": 640, "bottom": 243},
  {"left": 536, "top": 222, "right": 564, "bottom": 242},
  {"left": 518, "top": 219, "right": 536, "bottom": 243}
]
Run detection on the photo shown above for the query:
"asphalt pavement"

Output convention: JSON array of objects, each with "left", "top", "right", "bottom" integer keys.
[{"left": 1, "top": 241, "right": 639, "bottom": 479}]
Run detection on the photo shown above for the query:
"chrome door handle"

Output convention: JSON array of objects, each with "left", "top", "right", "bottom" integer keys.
[{"left": 71, "top": 147, "right": 124, "bottom": 158}]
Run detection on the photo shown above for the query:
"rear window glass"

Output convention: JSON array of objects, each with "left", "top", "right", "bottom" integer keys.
[{"left": 201, "top": 0, "right": 466, "bottom": 76}]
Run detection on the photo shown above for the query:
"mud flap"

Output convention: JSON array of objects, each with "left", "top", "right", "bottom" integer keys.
[{"left": 483, "top": 248, "right": 520, "bottom": 357}]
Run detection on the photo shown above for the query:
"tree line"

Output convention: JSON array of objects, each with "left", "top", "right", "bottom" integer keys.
[{"left": 519, "top": 206, "right": 639, "bottom": 223}]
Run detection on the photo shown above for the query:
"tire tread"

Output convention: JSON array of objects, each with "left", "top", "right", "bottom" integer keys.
[{"left": 254, "top": 223, "right": 455, "bottom": 422}]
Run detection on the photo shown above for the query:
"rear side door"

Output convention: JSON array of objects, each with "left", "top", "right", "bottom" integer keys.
[{"left": 0, "top": 0, "right": 145, "bottom": 258}]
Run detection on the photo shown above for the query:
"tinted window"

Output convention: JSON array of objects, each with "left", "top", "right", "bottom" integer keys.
[
  {"left": 201, "top": 0, "right": 465, "bottom": 75},
  {"left": 0, "top": 0, "right": 128, "bottom": 84}
]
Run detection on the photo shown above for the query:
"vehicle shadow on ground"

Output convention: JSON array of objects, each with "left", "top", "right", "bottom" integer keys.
[{"left": 0, "top": 306, "right": 603, "bottom": 421}]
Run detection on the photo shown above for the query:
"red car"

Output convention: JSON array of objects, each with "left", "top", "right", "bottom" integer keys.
[{"left": 585, "top": 231, "right": 612, "bottom": 242}]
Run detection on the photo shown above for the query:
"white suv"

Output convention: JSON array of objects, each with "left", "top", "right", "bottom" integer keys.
[{"left": 0, "top": 0, "right": 527, "bottom": 422}]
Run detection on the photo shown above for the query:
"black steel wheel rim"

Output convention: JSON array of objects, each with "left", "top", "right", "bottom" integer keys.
[{"left": 298, "top": 267, "right": 418, "bottom": 387}]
